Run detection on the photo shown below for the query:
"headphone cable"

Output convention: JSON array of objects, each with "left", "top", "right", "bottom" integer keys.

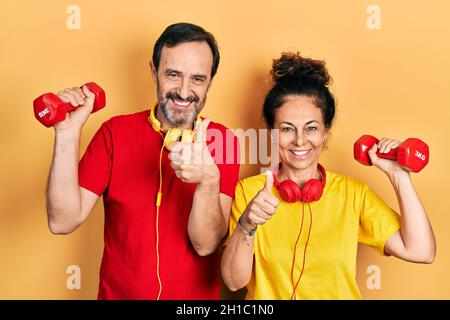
[
  {"left": 155, "top": 132, "right": 164, "bottom": 300},
  {"left": 290, "top": 203, "right": 313, "bottom": 300},
  {"left": 290, "top": 202, "right": 305, "bottom": 293}
]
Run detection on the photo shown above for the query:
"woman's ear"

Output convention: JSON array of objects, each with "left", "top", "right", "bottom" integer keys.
[
  {"left": 269, "top": 127, "right": 279, "bottom": 144},
  {"left": 323, "top": 130, "right": 330, "bottom": 149},
  {"left": 323, "top": 128, "right": 329, "bottom": 142}
]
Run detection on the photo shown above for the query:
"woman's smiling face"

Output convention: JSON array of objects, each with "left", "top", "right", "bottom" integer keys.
[{"left": 273, "top": 95, "right": 328, "bottom": 172}]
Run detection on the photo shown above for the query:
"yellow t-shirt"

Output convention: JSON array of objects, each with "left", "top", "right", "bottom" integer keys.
[{"left": 226, "top": 170, "right": 401, "bottom": 300}]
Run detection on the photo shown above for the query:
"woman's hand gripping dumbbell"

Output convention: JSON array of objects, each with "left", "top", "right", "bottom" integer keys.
[{"left": 354, "top": 135, "right": 429, "bottom": 173}]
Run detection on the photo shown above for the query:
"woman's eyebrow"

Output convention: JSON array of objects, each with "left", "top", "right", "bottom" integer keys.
[
  {"left": 280, "top": 121, "right": 295, "bottom": 126},
  {"left": 280, "top": 120, "right": 319, "bottom": 126}
]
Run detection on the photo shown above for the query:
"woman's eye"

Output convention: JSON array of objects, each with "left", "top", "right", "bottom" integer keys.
[
  {"left": 306, "top": 127, "right": 318, "bottom": 132},
  {"left": 281, "top": 127, "right": 294, "bottom": 133}
]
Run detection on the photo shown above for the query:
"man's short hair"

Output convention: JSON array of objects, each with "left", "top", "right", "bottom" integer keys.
[{"left": 152, "top": 22, "right": 220, "bottom": 78}]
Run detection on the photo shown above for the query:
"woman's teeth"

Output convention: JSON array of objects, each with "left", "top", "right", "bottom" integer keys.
[{"left": 290, "top": 150, "right": 310, "bottom": 157}]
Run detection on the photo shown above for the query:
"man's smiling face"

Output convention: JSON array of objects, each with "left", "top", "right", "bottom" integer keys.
[{"left": 152, "top": 41, "right": 213, "bottom": 129}]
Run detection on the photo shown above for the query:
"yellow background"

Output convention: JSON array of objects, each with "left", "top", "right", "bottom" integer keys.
[{"left": 1, "top": 0, "right": 449, "bottom": 299}]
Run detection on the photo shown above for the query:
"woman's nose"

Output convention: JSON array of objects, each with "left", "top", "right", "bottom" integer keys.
[{"left": 293, "top": 131, "right": 306, "bottom": 146}]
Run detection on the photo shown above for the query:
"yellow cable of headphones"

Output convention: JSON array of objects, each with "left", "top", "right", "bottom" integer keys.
[{"left": 156, "top": 192, "right": 162, "bottom": 207}]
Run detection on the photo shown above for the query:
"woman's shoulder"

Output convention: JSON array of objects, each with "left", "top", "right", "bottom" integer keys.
[
  {"left": 326, "top": 170, "right": 369, "bottom": 191},
  {"left": 237, "top": 173, "right": 267, "bottom": 193}
]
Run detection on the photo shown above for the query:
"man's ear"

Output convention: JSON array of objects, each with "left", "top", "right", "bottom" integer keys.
[
  {"left": 208, "top": 77, "right": 214, "bottom": 89},
  {"left": 150, "top": 61, "right": 157, "bottom": 84}
]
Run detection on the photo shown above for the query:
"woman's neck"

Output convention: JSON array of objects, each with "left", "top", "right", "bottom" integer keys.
[{"left": 277, "top": 162, "right": 322, "bottom": 187}]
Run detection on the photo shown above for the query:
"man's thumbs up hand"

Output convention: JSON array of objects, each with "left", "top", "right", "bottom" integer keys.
[{"left": 167, "top": 118, "right": 219, "bottom": 185}]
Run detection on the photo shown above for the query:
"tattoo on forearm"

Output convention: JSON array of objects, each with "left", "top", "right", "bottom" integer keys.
[{"left": 240, "top": 232, "right": 253, "bottom": 247}]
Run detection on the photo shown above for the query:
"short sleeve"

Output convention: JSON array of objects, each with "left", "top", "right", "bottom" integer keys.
[
  {"left": 78, "top": 122, "right": 113, "bottom": 196},
  {"left": 207, "top": 124, "right": 240, "bottom": 198},
  {"left": 222, "top": 181, "right": 248, "bottom": 247},
  {"left": 358, "top": 185, "right": 401, "bottom": 255}
]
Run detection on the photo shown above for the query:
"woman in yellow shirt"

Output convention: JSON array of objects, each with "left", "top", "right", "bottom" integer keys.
[{"left": 221, "top": 52, "right": 436, "bottom": 299}]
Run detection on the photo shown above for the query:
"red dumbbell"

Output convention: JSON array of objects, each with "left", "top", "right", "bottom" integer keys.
[
  {"left": 354, "top": 135, "right": 429, "bottom": 173},
  {"left": 33, "top": 82, "right": 106, "bottom": 127}
]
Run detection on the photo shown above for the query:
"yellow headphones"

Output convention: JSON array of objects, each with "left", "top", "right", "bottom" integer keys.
[
  {"left": 148, "top": 103, "right": 199, "bottom": 147},
  {"left": 148, "top": 102, "right": 201, "bottom": 300}
]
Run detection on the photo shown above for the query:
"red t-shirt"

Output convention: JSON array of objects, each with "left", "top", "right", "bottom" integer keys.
[{"left": 78, "top": 110, "right": 240, "bottom": 300}]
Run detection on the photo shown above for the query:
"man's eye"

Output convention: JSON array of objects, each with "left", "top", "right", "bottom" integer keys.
[
  {"left": 192, "top": 77, "right": 205, "bottom": 84},
  {"left": 167, "top": 73, "right": 180, "bottom": 80}
]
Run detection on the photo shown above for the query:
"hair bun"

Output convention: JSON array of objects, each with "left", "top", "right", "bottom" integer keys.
[{"left": 271, "top": 52, "right": 332, "bottom": 87}]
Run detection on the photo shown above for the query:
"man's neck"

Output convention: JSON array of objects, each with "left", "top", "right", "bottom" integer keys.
[{"left": 155, "top": 104, "right": 194, "bottom": 130}]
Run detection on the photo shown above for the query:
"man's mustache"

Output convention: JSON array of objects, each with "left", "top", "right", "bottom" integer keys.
[{"left": 166, "top": 92, "right": 199, "bottom": 103}]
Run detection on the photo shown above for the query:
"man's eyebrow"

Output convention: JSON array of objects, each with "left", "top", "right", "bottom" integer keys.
[
  {"left": 165, "top": 69, "right": 182, "bottom": 75},
  {"left": 191, "top": 74, "right": 207, "bottom": 80},
  {"left": 164, "top": 70, "right": 208, "bottom": 79}
]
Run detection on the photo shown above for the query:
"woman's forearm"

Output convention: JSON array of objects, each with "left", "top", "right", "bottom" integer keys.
[
  {"left": 389, "top": 170, "right": 436, "bottom": 262},
  {"left": 221, "top": 221, "right": 255, "bottom": 292}
]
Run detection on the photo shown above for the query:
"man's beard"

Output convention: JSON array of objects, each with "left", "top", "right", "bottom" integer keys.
[{"left": 157, "top": 87, "right": 206, "bottom": 127}]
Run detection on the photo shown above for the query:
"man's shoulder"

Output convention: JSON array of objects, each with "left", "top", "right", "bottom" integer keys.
[
  {"left": 101, "top": 109, "right": 149, "bottom": 129},
  {"left": 204, "top": 118, "right": 238, "bottom": 143},
  {"left": 205, "top": 118, "right": 232, "bottom": 132}
]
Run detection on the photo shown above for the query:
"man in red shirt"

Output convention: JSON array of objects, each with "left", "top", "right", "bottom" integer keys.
[{"left": 45, "top": 23, "right": 240, "bottom": 299}]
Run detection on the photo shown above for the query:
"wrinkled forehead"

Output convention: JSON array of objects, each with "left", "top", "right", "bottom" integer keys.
[
  {"left": 275, "top": 95, "right": 324, "bottom": 126},
  {"left": 159, "top": 41, "right": 213, "bottom": 78}
]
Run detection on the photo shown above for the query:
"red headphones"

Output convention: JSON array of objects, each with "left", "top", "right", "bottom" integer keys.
[{"left": 273, "top": 164, "right": 327, "bottom": 203}]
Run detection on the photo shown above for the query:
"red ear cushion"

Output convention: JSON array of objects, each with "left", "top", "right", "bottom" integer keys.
[
  {"left": 278, "top": 179, "right": 301, "bottom": 202},
  {"left": 301, "top": 179, "right": 324, "bottom": 203}
]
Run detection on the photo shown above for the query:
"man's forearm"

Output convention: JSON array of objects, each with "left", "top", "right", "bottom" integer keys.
[
  {"left": 46, "top": 130, "right": 83, "bottom": 233},
  {"left": 188, "top": 179, "right": 226, "bottom": 256}
]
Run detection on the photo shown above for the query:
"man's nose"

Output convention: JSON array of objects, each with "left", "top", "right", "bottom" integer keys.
[{"left": 177, "top": 78, "right": 191, "bottom": 100}]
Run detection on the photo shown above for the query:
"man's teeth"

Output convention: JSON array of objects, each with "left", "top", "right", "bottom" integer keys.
[
  {"left": 173, "top": 99, "right": 190, "bottom": 107},
  {"left": 292, "top": 150, "right": 309, "bottom": 156}
]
